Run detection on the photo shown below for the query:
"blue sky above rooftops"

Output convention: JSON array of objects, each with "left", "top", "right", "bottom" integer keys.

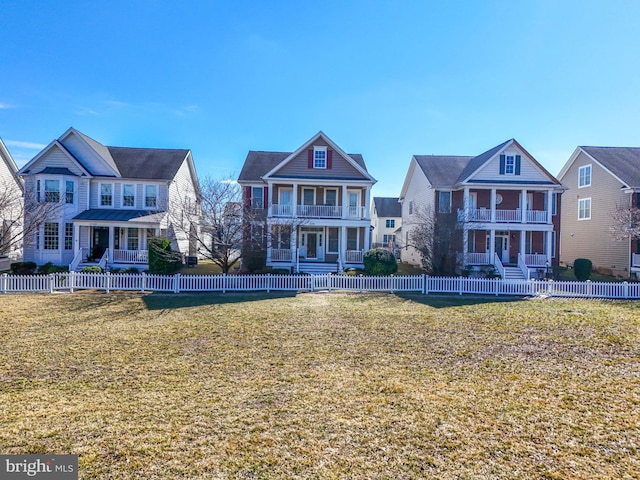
[{"left": 1, "top": 0, "right": 639, "bottom": 197}]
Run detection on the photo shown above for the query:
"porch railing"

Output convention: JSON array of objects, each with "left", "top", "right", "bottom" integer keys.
[
  {"left": 493, "top": 252, "right": 505, "bottom": 279},
  {"left": 112, "top": 249, "right": 148, "bottom": 264},
  {"left": 460, "top": 208, "right": 549, "bottom": 224},
  {"left": 269, "top": 204, "right": 367, "bottom": 219},
  {"left": 465, "top": 252, "right": 491, "bottom": 265},
  {"left": 345, "top": 206, "right": 366, "bottom": 219},
  {"left": 271, "top": 248, "right": 292, "bottom": 262},
  {"left": 525, "top": 254, "right": 548, "bottom": 266},
  {"left": 345, "top": 250, "right": 364, "bottom": 263},
  {"left": 296, "top": 205, "right": 341, "bottom": 218},
  {"left": 270, "top": 204, "right": 294, "bottom": 217},
  {"left": 526, "top": 210, "right": 548, "bottom": 223}
]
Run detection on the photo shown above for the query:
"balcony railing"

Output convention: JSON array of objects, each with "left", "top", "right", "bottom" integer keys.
[
  {"left": 345, "top": 250, "right": 364, "bottom": 263},
  {"left": 459, "top": 208, "right": 549, "bottom": 224},
  {"left": 112, "top": 249, "right": 149, "bottom": 264},
  {"left": 271, "top": 248, "right": 293, "bottom": 262},
  {"left": 270, "top": 204, "right": 367, "bottom": 219}
]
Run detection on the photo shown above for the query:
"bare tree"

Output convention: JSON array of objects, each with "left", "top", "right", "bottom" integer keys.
[
  {"left": 0, "top": 178, "right": 61, "bottom": 257},
  {"left": 610, "top": 202, "right": 640, "bottom": 240},
  {"left": 405, "top": 205, "right": 462, "bottom": 275}
]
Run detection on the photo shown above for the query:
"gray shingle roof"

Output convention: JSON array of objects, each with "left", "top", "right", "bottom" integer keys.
[
  {"left": 456, "top": 139, "right": 512, "bottom": 183},
  {"left": 373, "top": 197, "right": 401, "bottom": 217},
  {"left": 239, "top": 150, "right": 367, "bottom": 182},
  {"left": 581, "top": 146, "right": 640, "bottom": 188},
  {"left": 73, "top": 209, "right": 164, "bottom": 222},
  {"left": 106, "top": 146, "right": 189, "bottom": 180},
  {"left": 413, "top": 155, "right": 474, "bottom": 187}
]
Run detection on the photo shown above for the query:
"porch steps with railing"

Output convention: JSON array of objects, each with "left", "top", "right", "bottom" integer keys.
[
  {"left": 297, "top": 263, "right": 341, "bottom": 275},
  {"left": 503, "top": 266, "right": 526, "bottom": 280}
]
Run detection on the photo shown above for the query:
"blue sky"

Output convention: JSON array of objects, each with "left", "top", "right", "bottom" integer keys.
[{"left": 1, "top": 0, "right": 639, "bottom": 197}]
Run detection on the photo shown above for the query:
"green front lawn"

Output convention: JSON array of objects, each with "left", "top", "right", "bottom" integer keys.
[{"left": 1, "top": 293, "right": 638, "bottom": 478}]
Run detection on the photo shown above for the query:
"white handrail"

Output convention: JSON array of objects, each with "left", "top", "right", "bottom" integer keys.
[
  {"left": 98, "top": 249, "right": 109, "bottom": 270},
  {"left": 493, "top": 252, "right": 505, "bottom": 279},
  {"left": 517, "top": 253, "right": 532, "bottom": 279},
  {"left": 69, "top": 247, "right": 88, "bottom": 271}
]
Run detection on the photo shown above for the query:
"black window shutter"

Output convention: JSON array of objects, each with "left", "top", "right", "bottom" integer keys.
[
  {"left": 499, "top": 155, "right": 505, "bottom": 175},
  {"left": 515, "top": 155, "right": 521, "bottom": 175}
]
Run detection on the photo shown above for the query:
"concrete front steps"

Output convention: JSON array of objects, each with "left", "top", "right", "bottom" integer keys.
[{"left": 503, "top": 266, "right": 527, "bottom": 280}]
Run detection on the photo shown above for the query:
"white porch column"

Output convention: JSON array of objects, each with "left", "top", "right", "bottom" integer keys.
[
  {"left": 364, "top": 187, "right": 371, "bottom": 220},
  {"left": 545, "top": 230, "right": 553, "bottom": 261},
  {"left": 73, "top": 224, "right": 81, "bottom": 253},
  {"left": 340, "top": 225, "right": 347, "bottom": 264},
  {"left": 342, "top": 185, "right": 348, "bottom": 219},
  {"left": 462, "top": 226, "right": 469, "bottom": 264},
  {"left": 463, "top": 188, "right": 470, "bottom": 212},
  {"left": 291, "top": 226, "right": 297, "bottom": 265},
  {"left": 266, "top": 223, "right": 272, "bottom": 265},
  {"left": 108, "top": 226, "right": 114, "bottom": 259},
  {"left": 521, "top": 189, "right": 527, "bottom": 223},
  {"left": 546, "top": 190, "right": 554, "bottom": 224},
  {"left": 267, "top": 182, "right": 273, "bottom": 216},
  {"left": 520, "top": 230, "right": 526, "bottom": 262},
  {"left": 490, "top": 189, "right": 496, "bottom": 223},
  {"left": 292, "top": 183, "right": 298, "bottom": 218},
  {"left": 489, "top": 229, "right": 496, "bottom": 263}
]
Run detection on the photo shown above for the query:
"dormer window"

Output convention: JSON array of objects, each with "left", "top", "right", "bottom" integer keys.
[{"left": 314, "top": 147, "right": 327, "bottom": 169}]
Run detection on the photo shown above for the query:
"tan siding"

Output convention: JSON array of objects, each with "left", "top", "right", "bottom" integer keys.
[
  {"left": 472, "top": 145, "right": 550, "bottom": 183},
  {"left": 275, "top": 142, "right": 367, "bottom": 179},
  {"left": 559, "top": 151, "right": 630, "bottom": 276}
]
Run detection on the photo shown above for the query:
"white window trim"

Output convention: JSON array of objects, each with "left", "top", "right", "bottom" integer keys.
[
  {"left": 385, "top": 219, "right": 396, "bottom": 229},
  {"left": 302, "top": 188, "right": 315, "bottom": 206},
  {"left": 279, "top": 188, "right": 292, "bottom": 205},
  {"left": 251, "top": 186, "right": 264, "bottom": 209},
  {"left": 44, "top": 179, "right": 61, "bottom": 203},
  {"left": 438, "top": 191, "right": 452, "bottom": 214},
  {"left": 122, "top": 183, "right": 137, "bottom": 209},
  {"left": 144, "top": 184, "right": 158, "bottom": 209},
  {"left": 65, "top": 180, "right": 75, "bottom": 204},
  {"left": 327, "top": 227, "right": 339, "bottom": 254},
  {"left": 100, "top": 182, "right": 114, "bottom": 208},
  {"left": 578, "top": 164, "right": 592, "bottom": 188},
  {"left": 578, "top": 197, "right": 591, "bottom": 220},
  {"left": 504, "top": 155, "right": 515, "bottom": 175},
  {"left": 324, "top": 188, "right": 338, "bottom": 206},
  {"left": 313, "top": 146, "right": 327, "bottom": 169}
]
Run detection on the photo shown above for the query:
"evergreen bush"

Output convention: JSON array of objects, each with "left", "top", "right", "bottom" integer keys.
[
  {"left": 573, "top": 258, "right": 592, "bottom": 281},
  {"left": 148, "top": 237, "right": 182, "bottom": 275},
  {"left": 363, "top": 249, "right": 398, "bottom": 276}
]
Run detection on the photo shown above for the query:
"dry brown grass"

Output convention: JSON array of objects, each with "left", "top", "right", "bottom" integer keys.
[{"left": 0, "top": 292, "right": 638, "bottom": 479}]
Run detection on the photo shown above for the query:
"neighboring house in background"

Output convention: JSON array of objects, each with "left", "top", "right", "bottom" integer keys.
[
  {"left": 17, "top": 128, "right": 200, "bottom": 271},
  {"left": 238, "top": 131, "right": 377, "bottom": 274},
  {"left": 399, "top": 139, "right": 565, "bottom": 279},
  {"left": 557, "top": 146, "right": 640, "bottom": 278},
  {"left": 0, "top": 137, "right": 24, "bottom": 261},
  {"left": 371, "top": 197, "right": 401, "bottom": 255}
]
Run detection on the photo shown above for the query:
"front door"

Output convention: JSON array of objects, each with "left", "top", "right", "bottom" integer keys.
[
  {"left": 494, "top": 234, "right": 509, "bottom": 264},
  {"left": 301, "top": 231, "right": 324, "bottom": 261},
  {"left": 92, "top": 227, "right": 109, "bottom": 260}
]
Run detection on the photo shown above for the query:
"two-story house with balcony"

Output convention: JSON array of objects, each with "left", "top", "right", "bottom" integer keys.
[
  {"left": 238, "top": 132, "right": 377, "bottom": 274},
  {"left": 399, "top": 139, "right": 565, "bottom": 279},
  {"left": 558, "top": 146, "right": 640, "bottom": 278},
  {"left": 371, "top": 197, "right": 401, "bottom": 256},
  {"left": 17, "top": 128, "right": 200, "bottom": 271}
]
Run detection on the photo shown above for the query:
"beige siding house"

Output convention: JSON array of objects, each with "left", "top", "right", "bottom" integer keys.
[
  {"left": 18, "top": 128, "right": 200, "bottom": 271},
  {"left": 400, "top": 139, "right": 565, "bottom": 278},
  {"left": 558, "top": 146, "right": 640, "bottom": 278},
  {"left": 238, "top": 131, "right": 376, "bottom": 274},
  {"left": 0, "top": 138, "right": 23, "bottom": 261}
]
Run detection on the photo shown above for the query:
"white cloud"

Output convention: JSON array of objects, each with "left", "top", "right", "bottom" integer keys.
[
  {"left": 5, "top": 140, "right": 47, "bottom": 149},
  {"left": 0, "top": 103, "right": 14, "bottom": 109}
]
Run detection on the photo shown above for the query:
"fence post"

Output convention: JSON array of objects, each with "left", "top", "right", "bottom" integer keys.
[
  {"left": 423, "top": 274, "right": 428, "bottom": 295},
  {"left": 106, "top": 272, "right": 111, "bottom": 294},
  {"left": 586, "top": 279, "right": 592, "bottom": 297},
  {"left": 266, "top": 273, "right": 271, "bottom": 293},
  {"left": 548, "top": 279, "right": 553, "bottom": 297},
  {"left": 310, "top": 274, "right": 315, "bottom": 293},
  {"left": 390, "top": 274, "right": 394, "bottom": 294},
  {"left": 459, "top": 277, "right": 463, "bottom": 296},
  {"left": 222, "top": 273, "right": 227, "bottom": 293},
  {"left": 623, "top": 281, "right": 629, "bottom": 299},
  {"left": 173, "top": 273, "right": 180, "bottom": 294},
  {"left": 1, "top": 273, "right": 7, "bottom": 293},
  {"left": 327, "top": 273, "right": 332, "bottom": 293},
  {"left": 49, "top": 273, "right": 54, "bottom": 294},
  {"left": 69, "top": 271, "right": 75, "bottom": 293}
]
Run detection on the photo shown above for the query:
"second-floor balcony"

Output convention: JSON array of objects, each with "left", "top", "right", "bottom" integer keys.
[
  {"left": 458, "top": 208, "right": 549, "bottom": 224},
  {"left": 271, "top": 204, "right": 367, "bottom": 219}
]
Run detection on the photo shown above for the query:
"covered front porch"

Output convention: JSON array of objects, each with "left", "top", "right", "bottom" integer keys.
[
  {"left": 267, "top": 223, "right": 372, "bottom": 273},
  {"left": 462, "top": 228, "right": 554, "bottom": 279}
]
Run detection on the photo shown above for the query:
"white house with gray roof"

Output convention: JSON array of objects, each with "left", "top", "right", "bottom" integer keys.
[
  {"left": 18, "top": 128, "right": 200, "bottom": 270},
  {"left": 238, "top": 131, "right": 376, "bottom": 274},
  {"left": 399, "top": 139, "right": 564, "bottom": 278},
  {"left": 371, "top": 197, "right": 401, "bottom": 254},
  {"left": 558, "top": 146, "right": 640, "bottom": 278}
]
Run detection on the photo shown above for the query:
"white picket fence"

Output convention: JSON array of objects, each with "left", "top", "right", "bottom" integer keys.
[{"left": 1, "top": 272, "right": 640, "bottom": 299}]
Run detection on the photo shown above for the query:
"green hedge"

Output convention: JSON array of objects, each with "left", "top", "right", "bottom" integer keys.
[
  {"left": 363, "top": 249, "right": 398, "bottom": 276},
  {"left": 573, "top": 258, "right": 592, "bottom": 281}
]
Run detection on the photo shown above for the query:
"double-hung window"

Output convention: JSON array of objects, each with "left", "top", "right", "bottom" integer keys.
[
  {"left": 578, "top": 198, "right": 591, "bottom": 220},
  {"left": 578, "top": 165, "right": 591, "bottom": 187},
  {"left": 100, "top": 184, "right": 113, "bottom": 206},
  {"left": 385, "top": 219, "right": 395, "bottom": 228},
  {"left": 44, "top": 222, "right": 59, "bottom": 250},
  {"left": 122, "top": 184, "right": 135, "bottom": 207},
  {"left": 65, "top": 181, "right": 74, "bottom": 204},
  {"left": 145, "top": 185, "right": 157, "bottom": 208},
  {"left": 313, "top": 147, "right": 327, "bottom": 169},
  {"left": 251, "top": 186, "right": 264, "bottom": 209},
  {"left": 504, "top": 156, "right": 515, "bottom": 175},
  {"left": 44, "top": 180, "right": 60, "bottom": 203},
  {"left": 64, "top": 223, "right": 73, "bottom": 250},
  {"left": 438, "top": 191, "right": 452, "bottom": 213},
  {"left": 127, "top": 229, "right": 139, "bottom": 250}
]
